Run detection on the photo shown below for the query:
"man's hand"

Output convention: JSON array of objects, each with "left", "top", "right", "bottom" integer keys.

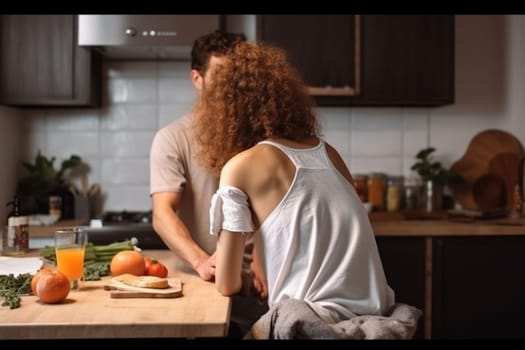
[
  {"left": 250, "top": 260, "right": 268, "bottom": 301},
  {"left": 195, "top": 252, "right": 216, "bottom": 281},
  {"left": 252, "top": 273, "right": 268, "bottom": 301}
]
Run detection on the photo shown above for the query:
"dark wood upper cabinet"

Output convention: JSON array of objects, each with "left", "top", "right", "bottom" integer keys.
[
  {"left": 0, "top": 15, "right": 101, "bottom": 107},
  {"left": 257, "top": 15, "right": 454, "bottom": 107},
  {"left": 257, "top": 15, "right": 361, "bottom": 97}
]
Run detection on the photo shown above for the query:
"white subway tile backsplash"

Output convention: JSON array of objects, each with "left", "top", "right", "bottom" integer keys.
[
  {"left": 158, "top": 104, "right": 193, "bottom": 128},
  {"left": 102, "top": 185, "right": 151, "bottom": 211},
  {"left": 403, "top": 156, "right": 419, "bottom": 179},
  {"left": 322, "top": 129, "right": 349, "bottom": 157},
  {"left": 100, "top": 105, "right": 158, "bottom": 130},
  {"left": 158, "top": 78, "right": 196, "bottom": 104},
  {"left": 100, "top": 131, "right": 155, "bottom": 157},
  {"left": 46, "top": 109, "right": 99, "bottom": 131},
  {"left": 351, "top": 130, "right": 402, "bottom": 156},
  {"left": 350, "top": 156, "right": 403, "bottom": 175},
  {"left": 46, "top": 131, "right": 99, "bottom": 158},
  {"left": 402, "top": 108, "right": 430, "bottom": 130},
  {"left": 107, "top": 78, "right": 157, "bottom": 104},
  {"left": 101, "top": 159, "right": 149, "bottom": 185},
  {"left": 158, "top": 61, "right": 192, "bottom": 77},
  {"left": 351, "top": 108, "right": 403, "bottom": 129},
  {"left": 104, "top": 61, "right": 158, "bottom": 78},
  {"left": 317, "top": 107, "right": 351, "bottom": 130},
  {"left": 403, "top": 129, "right": 428, "bottom": 158}
]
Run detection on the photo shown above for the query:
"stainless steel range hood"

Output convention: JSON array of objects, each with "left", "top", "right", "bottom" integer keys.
[{"left": 78, "top": 15, "right": 221, "bottom": 60}]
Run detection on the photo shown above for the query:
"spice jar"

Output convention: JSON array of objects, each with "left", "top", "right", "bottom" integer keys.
[
  {"left": 386, "top": 176, "right": 404, "bottom": 211},
  {"left": 353, "top": 174, "right": 368, "bottom": 202},
  {"left": 367, "top": 173, "right": 386, "bottom": 211}
]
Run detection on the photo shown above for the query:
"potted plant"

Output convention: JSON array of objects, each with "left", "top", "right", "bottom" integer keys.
[
  {"left": 410, "top": 147, "right": 458, "bottom": 212},
  {"left": 16, "top": 151, "right": 82, "bottom": 215}
]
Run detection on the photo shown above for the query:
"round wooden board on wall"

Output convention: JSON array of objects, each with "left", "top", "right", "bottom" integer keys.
[{"left": 450, "top": 129, "right": 524, "bottom": 211}]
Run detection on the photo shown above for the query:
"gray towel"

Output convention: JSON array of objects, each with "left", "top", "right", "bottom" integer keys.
[{"left": 245, "top": 299, "right": 422, "bottom": 340}]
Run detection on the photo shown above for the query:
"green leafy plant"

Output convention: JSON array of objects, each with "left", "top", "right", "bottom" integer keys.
[
  {"left": 16, "top": 151, "right": 82, "bottom": 213},
  {"left": 410, "top": 147, "right": 458, "bottom": 186}
]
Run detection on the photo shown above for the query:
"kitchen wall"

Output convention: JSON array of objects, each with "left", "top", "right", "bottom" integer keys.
[{"left": 3, "top": 15, "right": 524, "bottom": 213}]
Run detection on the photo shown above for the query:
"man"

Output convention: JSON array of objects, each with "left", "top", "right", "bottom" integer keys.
[
  {"left": 150, "top": 30, "right": 267, "bottom": 337},
  {"left": 150, "top": 30, "right": 246, "bottom": 279}
]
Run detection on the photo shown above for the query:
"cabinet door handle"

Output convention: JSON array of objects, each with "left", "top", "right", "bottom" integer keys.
[{"left": 308, "top": 86, "right": 358, "bottom": 96}]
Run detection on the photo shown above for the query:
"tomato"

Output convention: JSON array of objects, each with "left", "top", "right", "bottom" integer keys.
[
  {"left": 144, "top": 257, "right": 153, "bottom": 270},
  {"left": 110, "top": 250, "right": 146, "bottom": 276},
  {"left": 146, "top": 261, "right": 168, "bottom": 278}
]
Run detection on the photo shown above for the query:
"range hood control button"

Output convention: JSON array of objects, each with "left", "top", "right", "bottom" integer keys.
[{"left": 125, "top": 27, "right": 137, "bottom": 37}]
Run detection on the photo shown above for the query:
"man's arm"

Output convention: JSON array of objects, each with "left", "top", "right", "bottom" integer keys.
[{"left": 152, "top": 192, "right": 216, "bottom": 281}]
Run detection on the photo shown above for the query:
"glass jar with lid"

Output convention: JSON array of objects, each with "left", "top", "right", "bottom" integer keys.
[
  {"left": 353, "top": 174, "right": 368, "bottom": 203},
  {"left": 386, "top": 175, "right": 404, "bottom": 211},
  {"left": 367, "top": 173, "right": 386, "bottom": 211}
]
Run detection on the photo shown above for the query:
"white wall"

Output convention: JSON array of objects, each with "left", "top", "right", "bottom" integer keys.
[
  {"left": 12, "top": 15, "right": 525, "bottom": 213},
  {"left": 0, "top": 106, "right": 20, "bottom": 224}
]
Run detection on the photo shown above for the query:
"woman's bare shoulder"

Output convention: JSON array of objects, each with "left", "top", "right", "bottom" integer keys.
[{"left": 220, "top": 145, "right": 279, "bottom": 188}]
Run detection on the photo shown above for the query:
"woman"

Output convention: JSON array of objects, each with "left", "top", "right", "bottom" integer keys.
[{"left": 194, "top": 41, "right": 395, "bottom": 324}]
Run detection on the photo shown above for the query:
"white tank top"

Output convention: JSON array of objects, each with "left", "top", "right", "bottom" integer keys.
[{"left": 210, "top": 139, "right": 395, "bottom": 322}]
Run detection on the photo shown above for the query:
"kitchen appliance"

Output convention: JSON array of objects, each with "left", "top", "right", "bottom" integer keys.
[
  {"left": 78, "top": 15, "right": 222, "bottom": 60},
  {"left": 86, "top": 210, "right": 167, "bottom": 249}
]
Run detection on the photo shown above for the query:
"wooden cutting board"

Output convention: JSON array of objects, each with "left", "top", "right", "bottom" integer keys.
[
  {"left": 488, "top": 152, "right": 522, "bottom": 210},
  {"left": 104, "top": 277, "right": 183, "bottom": 298},
  {"left": 451, "top": 129, "right": 524, "bottom": 210}
]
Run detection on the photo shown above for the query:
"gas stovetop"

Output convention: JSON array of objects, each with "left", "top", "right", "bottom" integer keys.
[
  {"left": 102, "top": 210, "right": 152, "bottom": 225},
  {"left": 87, "top": 210, "right": 166, "bottom": 249}
]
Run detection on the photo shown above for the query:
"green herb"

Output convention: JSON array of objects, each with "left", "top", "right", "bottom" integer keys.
[
  {"left": 0, "top": 273, "right": 33, "bottom": 309},
  {"left": 410, "top": 147, "right": 459, "bottom": 186},
  {"left": 40, "top": 238, "right": 140, "bottom": 281}
]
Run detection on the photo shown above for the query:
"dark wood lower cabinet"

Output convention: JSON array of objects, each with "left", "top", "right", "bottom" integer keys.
[
  {"left": 432, "top": 236, "right": 525, "bottom": 339},
  {"left": 377, "top": 235, "right": 525, "bottom": 339},
  {"left": 375, "top": 237, "right": 426, "bottom": 339}
]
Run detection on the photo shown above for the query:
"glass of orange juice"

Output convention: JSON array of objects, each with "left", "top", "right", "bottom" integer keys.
[{"left": 55, "top": 227, "right": 87, "bottom": 290}]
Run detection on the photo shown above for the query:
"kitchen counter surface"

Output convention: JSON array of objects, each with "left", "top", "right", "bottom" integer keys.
[
  {"left": 372, "top": 217, "right": 525, "bottom": 236},
  {"left": 28, "top": 215, "right": 525, "bottom": 239},
  {"left": 0, "top": 250, "right": 231, "bottom": 339}
]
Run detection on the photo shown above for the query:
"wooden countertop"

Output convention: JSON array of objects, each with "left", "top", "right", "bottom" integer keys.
[
  {"left": 371, "top": 213, "right": 525, "bottom": 237},
  {"left": 29, "top": 214, "right": 525, "bottom": 239},
  {"left": 0, "top": 250, "right": 231, "bottom": 339}
]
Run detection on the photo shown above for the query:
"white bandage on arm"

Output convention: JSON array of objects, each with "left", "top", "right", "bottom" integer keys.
[{"left": 210, "top": 185, "right": 254, "bottom": 236}]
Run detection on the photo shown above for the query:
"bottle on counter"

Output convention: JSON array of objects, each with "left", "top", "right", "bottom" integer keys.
[{"left": 3, "top": 196, "right": 30, "bottom": 255}]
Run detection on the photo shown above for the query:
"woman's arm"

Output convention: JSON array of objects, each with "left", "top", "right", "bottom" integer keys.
[{"left": 215, "top": 230, "right": 247, "bottom": 295}]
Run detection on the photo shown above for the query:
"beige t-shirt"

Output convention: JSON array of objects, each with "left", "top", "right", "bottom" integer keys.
[{"left": 150, "top": 114, "right": 219, "bottom": 257}]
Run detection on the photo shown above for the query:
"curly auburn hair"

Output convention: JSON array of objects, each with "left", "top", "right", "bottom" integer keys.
[{"left": 194, "top": 41, "right": 320, "bottom": 175}]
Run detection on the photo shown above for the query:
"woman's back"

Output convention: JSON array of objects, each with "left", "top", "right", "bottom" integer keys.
[{"left": 223, "top": 138, "right": 395, "bottom": 323}]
